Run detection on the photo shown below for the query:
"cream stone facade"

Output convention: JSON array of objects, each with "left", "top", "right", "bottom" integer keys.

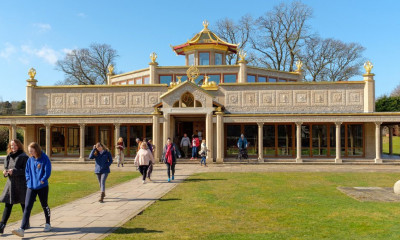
[{"left": 1, "top": 22, "right": 400, "bottom": 163}]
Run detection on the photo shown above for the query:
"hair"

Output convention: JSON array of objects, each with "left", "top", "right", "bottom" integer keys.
[
  {"left": 202, "top": 139, "right": 206, "bottom": 143},
  {"left": 94, "top": 142, "right": 108, "bottom": 156},
  {"left": 141, "top": 142, "right": 148, "bottom": 149},
  {"left": 28, "top": 142, "right": 42, "bottom": 158},
  {"left": 136, "top": 138, "right": 141, "bottom": 141},
  {"left": 118, "top": 137, "right": 123, "bottom": 143},
  {"left": 7, "top": 139, "right": 24, "bottom": 155},
  {"left": 167, "top": 137, "right": 171, "bottom": 141},
  {"left": 143, "top": 138, "right": 147, "bottom": 142}
]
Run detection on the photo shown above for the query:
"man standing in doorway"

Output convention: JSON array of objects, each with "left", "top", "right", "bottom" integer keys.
[{"left": 180, "top": 133, "right": 191, "bottom": 158}]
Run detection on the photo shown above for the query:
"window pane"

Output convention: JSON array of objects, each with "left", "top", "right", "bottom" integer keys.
[
  {"left": 263, "top": 125, "right": 275, "bottom": 156},
  {"left": 269, "top": 78, "right": 277, "bottom": 82},
  {"left": 347, "top": 124, "right": 363, "bottom": 156},
  {"left": 223, "top": 74, "right": 237, "bottom": 83},
  {"left": 247, "top": 75, "right": 256, "bottom": 83},
  {"left": 99, "top": 126, "right": 111, "bottom": 149},
  {"left": 143, "top": 76, "right": 150, "bottom": 84},
  {"left": 51, "top": 127, "right": 65, "bottom": 156},
  {"left": 208, "top": 75, "right": 220, "bottom": 85},
  {"left": 120, "top": 126, "right": 128, "bottom": 155},
  {"left": 195, "top": 75, "right": 204, "bottom": 86},
  {"left": 226, "top": 125, "right": 241, "bottom": 156},
  {"left": 85, "top": 126, "right": 96, "bottom": 156},
  {"left": 199, "top": 52, "right": 210, "bottom": 65},
  {"left": 278, "top": 125, "right": 293, "bottom": 156},
  {"left": 160, "top": 75, "right": 172, "bottom": 85},
  {"left": 330, "top": 125, "right": 336, "bottom": 157},
  {"left": 244, "top": 125, "right": 258, "bottom": 155},
  {"left": 176, "top": 75, "right": 188, "bottom": 82},
  {"left": 38, "top": 127, "right": 46, "bottom": 153},
  {"left": 130, "top": 126, "right": 143, "bottom": 156},
  {"left": 188, "top": 54, "right": 194, "bottom": 66},
  {"left": 301, "top": 125, "right": 310, "bottom": 156},
  {"left": 136, "top": 79, "right": 142, "bottom": 84},
  {"left": 278, "top": 79, "right": 287, "bottom": 82},
  {"left": 258, "top": 76, "right": 267, "bottom": 82},
  {"left": 312, "top": 125, "right": 327, "bottom": 156},
  {"left": 146, "top": 125, "right": 152, "bottom": 140},
  {"left": 128, "top": 80, "right": 134, "bottom": 84},
  {"left": 67, "top": 127, "right": 79, "bottom": 156},
  {"left": 215, "top": 53, "right": 223, "bottom": 65}
]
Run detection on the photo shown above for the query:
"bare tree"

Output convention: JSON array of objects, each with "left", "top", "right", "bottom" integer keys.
[
  {"left": 56, "top": 43, "right": 118, "bottom": 85},
  {"left": 252, "top": 1, "right": 313, "bottom": 71},
  {"left": 213, "top": 15, "right": 254, "bottom": 65},
  {"left": 391, "top": 83, "right": 400, "bottom": 97}
]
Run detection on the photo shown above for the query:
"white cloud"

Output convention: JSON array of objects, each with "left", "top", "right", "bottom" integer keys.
[
  {"left": 77, "top": 12, "right": 86, "bottom": 18},
  {"left": 33, "top": 23, "right": 51, "bottom": 33},
  {"left": 21, "top": 45, "right": 59, "bottom": 65},
  {"left": 0, "top": 43, "right": 16, "bottom": 59},
  {"left": 62, "top": 48, "right": 73, "bottom": 55}
]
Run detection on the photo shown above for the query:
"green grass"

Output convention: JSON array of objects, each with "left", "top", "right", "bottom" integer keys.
[
  {"left": 0, "top": 171, "right": 140, "bottom": 224},
  {"left": 106, "top": 172, "right": 400, "bottom": 240},
  {"left": 383, "top": 136, "right": 400, "bottom": 155},
  {"left": 0, "top": 151, "right": 6, "bottom": 155}
]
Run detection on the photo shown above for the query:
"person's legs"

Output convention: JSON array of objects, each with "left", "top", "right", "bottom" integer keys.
[
  {"left": 171, "top": 163, "right": 176, "bottom": 179},
  {"left": 142, "top": 165, "right": 149, "bottom": 181},
  {"left": 192, "top": 147, "right": 197, "bottom": 158},
  {"left": 20, "top": 188, "right": 37, "bottom": 229},
  {"left": 100, "top": 173, "right": 109, "bottom": 192},
  {"left": 147, "top": 162, "right": 153, "bottom": 179},
  {"left": 0, "top": 203, "right": 13, "bottom": 226},
  {"left": 96, "top": 173, "right": 102, "bottom": 190},
  {"left": 165, "top": 163, "right": 171, "bottom": 179},
  {"left": 37, "top": 186, "right": 50, "bottom": 225},
  {"left": 121, "top": 151, "right": 125, "bottom": 166},
  {"left": 139, "top": 165, "right": 145, "bottom": 176},
  {"left": 183, "top": 146, "right": 188, "bottom": 158}
]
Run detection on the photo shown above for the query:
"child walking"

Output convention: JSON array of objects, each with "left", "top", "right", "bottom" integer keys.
[{"left": 199, "top": 139, "right": 208, "bottom": 167}]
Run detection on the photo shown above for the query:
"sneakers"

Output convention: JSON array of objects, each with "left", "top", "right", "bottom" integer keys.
[
  {"left": 172, "top": 176, "right": 174, "bottom": 180},
  {"left": 190, "top": 157, "right": 194, "bottom": 160},
  {"left": 142, "top": 180, "right": 146, "bottom": 184},
  {"left": 43, "top": 223, "right": 51, "bottom": 232},
  {"left": 12, "top": 228, "right": 24, "bottom": 237},
  {"left": 168, "top": 178, "right": 171, "bottom": 182}
]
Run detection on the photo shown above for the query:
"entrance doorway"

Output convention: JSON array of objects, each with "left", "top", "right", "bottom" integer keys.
[{"left": 174, "top": 116, "right": 206, "bottom": 158}]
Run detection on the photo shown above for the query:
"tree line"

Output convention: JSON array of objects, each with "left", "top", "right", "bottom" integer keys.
[{"left": 0, "top": 98, "right": 25, "bottom": 115}]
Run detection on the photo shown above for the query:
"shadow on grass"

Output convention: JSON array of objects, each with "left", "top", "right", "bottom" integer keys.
[
  {"left": 106, "top": 197, "right": 181, "bottom": 202},
  {"left": 114, "top": 227, "right": 163, "bottom": 234},
  {"left": 183, "top": 178, "right": 227, "bottom": 183}
]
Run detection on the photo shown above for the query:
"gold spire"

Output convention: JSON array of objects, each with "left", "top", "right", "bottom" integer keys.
[
  {"left": 202, "top": 20, "right": 209, "bottom": 30},
  {"left": 150, "top": 52, "right": 157, "bottom": 63},
  {"left": 107, "top": 64, "right": 114, "bottom": 75},
  {"left": 295, "top": 60, "right": 303, "bottom": 73},
  {"left": 28, "top": 68, "right": 36, "bottom": 80},
  {"left": 364, "top": 60, "right": 373, "bottom": 75},
  {"left": 186, "top": 65, "right": 200, "bottom": 82},
  {"left": 238, "top": 49, "right": 247, "bottom": 62}
]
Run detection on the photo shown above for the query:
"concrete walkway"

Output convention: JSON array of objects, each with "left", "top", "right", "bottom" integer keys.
[{"left": 2, "top": 163, "right": 400, "bottom": 239}]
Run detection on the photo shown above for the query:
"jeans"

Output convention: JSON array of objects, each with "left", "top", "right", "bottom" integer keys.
[
  {"left": 21, "top": 186, "right": 50, "bottom": 229},
  {"left": 192, "top": 146, "right": 198, "bottom": 158},
  {"left": 139, "top": 165, "right": 149, "bottom": 181},
  {"left": 165, "top": 162, "right": 176, "bottom": 178},
  {"left": 201, "top": 156, "right": 206, "bottom": 165},
  {"left": 182, "top": 146, "right": 189, "bottom": 158},
  {"left": 96, "top": 173, "right": 109, "bottom": 192},
  {"left": 1, "top": 203, "right": 25, "bottom": 225}
]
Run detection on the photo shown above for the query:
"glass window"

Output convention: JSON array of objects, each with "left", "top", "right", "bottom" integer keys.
[
  {"left": 136, "top": 78, "right": 142, "bottom": 84},
  {"left": 301, "top": 125, "right": 310, "bottom": 156},
  {"left": 195, "top": 75, "right": 204, "bottom": 86},
  {"left": 130, "top": 126, "right": 143, "bottom": 156},
  {"left": 208, "top": 75, "right": 220, "bottom": 85},
  {"left": 258, "top": 76, "right": 267, "bottom": 82},
  {"left": 128, "top": 80, "right": 134, "bottom": 85},
  {"left": 199, "top": 52, "right": 210, "bottom": 65},
  {"left": 341, "top": 125, "right": 345, "bottom": 156},
  {"left": 99, "top": 126, "right": 111, "bottom": 150},
  {"left": 215, "top": 53, "right": 223, "bottom": 65},
  {"left": 312, "top": 125, "right": 327, "bottom": 156},
  {"left": 188, "top": 54, "right": 194, "bottom": 66},
  {"left": 146, "top": 125, "right": 152, "bottom": 140},
  {"left": 226, "top": 125, "right": 241, "bottom": 156},
  {"left": 160, "top": 75, "right": 172, "bottom": 85},
  {"left": 51, "top": 127, "right": 65, "bottom": 156},
  {"left": 347, "top": 124, "right": 363, "bottom": 156},
  {"left": 121, "top": 82, "right": 127, "bottom": 85},
  {"left": 263, "top": 125, "right": 275, "bottom": 156},
  {"left": 223, "top": 74, "right": 237, "bottom": 83},
  {"left": 278, "top": 79, "right": 287, "bottom": 82},
  {"left": 176, "top": 75, "right": 188, "bottom": 82},
  {"left": 67, "top": 127, "right": 79, "bottom": 156},
  {"left": 244, "top": 125, "right": 258, "bottom": 155},
  {"left": 85, "top": 126, "right": 96, "bottom": 156},
  {"left": 120, "top": 126, "right": 128, "bottom": 155},
  {"left": 247, "top": 75, "right": 256, "bottom": 83},
  {"left": 38, "top": 127, "right": 46, "bottom": 153},
  {"left": 143, "top": 76, "right": 150, "bottom": 84},
  {"left": 269, "top": 77, "right": 277, "bottom": 82},
  {"left": 278, "top": 125, "right": 293, "bottom": 156},
  {"left": 330, "top": 125, "right": 336, "bottom": 157}
]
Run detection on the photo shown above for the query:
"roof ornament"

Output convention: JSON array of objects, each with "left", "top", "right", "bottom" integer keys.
[
  {"left": 150, "top": 52, "right": 158, "bottom": 63},
  {"left": 295, "top": 60, "right": 303, "bottom": 73},
  {"left": 202, "top": 20, "right": 209, "bottom": 30},
  {"left": 176, "top": 76, "right": 182, "bottom": 84},
  {"left": 201, "top": 75, "right": 217, "bottom": 89},
  {"left": 187, "top": 65, "right": 200, "bottom": 83},
  {"left": 107, "top": 64, "right": 114, "bottom": 75},
  {"left": 364, "top": 60, "right": 373, "bottom": 75},
  {"left": 28, "top": 67, "right": 36, "bottom": 80},
  {"left": 238, "top": 48, "right": 247, "bottom": 61}
]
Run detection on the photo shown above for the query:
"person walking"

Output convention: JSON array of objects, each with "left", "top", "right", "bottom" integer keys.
[
  {"left": 146, "top": 139, "right": 154, "bottom": 181},
  {"left": 237, "top": 134, "right": 248, "bottom": 160},
  {"left": 89, "top": 142, "right": 113, "bottom": 203},
  {"left": 134, "top": 142, "right": 154, "bottom": 184},
  {"left": 191, "top": 134, "right": 200, "bottom": 160},
  {"left": 0, "top": 139, "right": 29, "bottom": 234},
  {"left": 199, "top": 139, "right": 209, "bottom": 167},
  {"left": 116, "top": 137, "right": 125, "bottom": 167},
  {"left": 162, "top": 138, "right": 181, "bottom": 182},
  {"left": 180, "top": 133, "right": 191, "bottom": 158},
  {"left": 136, "top": 138, "right": 142, "bottom": 153},
  {"left": 12, "top": 142, "right": 52, "bottom": 238}
]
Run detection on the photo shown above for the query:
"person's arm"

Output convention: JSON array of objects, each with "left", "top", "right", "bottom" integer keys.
[
  {"left": 25, "top": 158, "right": 31, "bottom": 182},
  {"left": 3, "top": 156, "right": 9, "bottom": 177},
  {"left": 40, "top": 154, "right": 52, "bottom": 184},
  {"left": 134, "top": 151, "right": 139, "bottom": 165},
  {"left": 89, "top": 148, "right": 96, "bottom": 159},
  {"left": 107, "top": 151, "right": 113, "bottom": 166}
]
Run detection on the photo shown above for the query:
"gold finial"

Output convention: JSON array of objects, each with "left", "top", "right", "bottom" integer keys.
[
  {"left": 152, "top": 107, "right": 161, "bottom": 115},
  {"left": 295, "top": 60, "right": 303, "bottom": 73},
  {"left": 28, "top": 68, "right": 36, "bottom": 80},
  {"left": 364, "top": 60, "right": 373, "bottom": 75},
  {"left": 202, "top": 75, "right": 210, "bottom": 87},
  {"left": 202, "top": 20, "right": 209, "bottom": 29},
  {"left": 150, "top": 52, "right": 157, "bottom": 63},
  {"left": 216, "top": 106, "right": 222, "bottom": 112},
  {"left": 108, "top": 64, "right": 114, "bottom": 75},
  {"left": 238, "top": 49, "right": 247, "bottom": 61},
  {"left": 176, "top": 76, "right": 182, "bottom": 84},
  {"left": 186, "top": 65, "right": 200, "bottom": 82}
]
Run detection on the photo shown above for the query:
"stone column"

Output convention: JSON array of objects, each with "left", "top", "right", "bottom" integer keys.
[
  {"left": 216, "top": 111, "right": 224, "bottom": 163},
  {"left": 257, "top": 122, "right": 264, "bottom": 162},
  {"left": 238, "top": 60, "right": 248, "bottom": 83},
  {"left": 206, "top": 112, "right": 213, "bottom": 162},
  {"left": 152, "top": 113, "right": 161, "bottom": 163},
  {"left": 149, "top": 62, "right": 158, "bottom": 84},
  {"left": 10, "top": 124, "right": 17, "bottom": 140},
  {"left": 389, "top": 126, "right": 393, "bottom": 156},
  {"left": 79, "top": 124, "right": 85, "bottom": 162},
  {"left": 26, "top": 76, "right": 37, "bottom": 115},
  {"left": 163, "top": 113, "right": 170, "bottom": 147},
  {"left": 363, "top": 73, "right": 375, "bottom": 113},
  {"left": 114, "top": 123, "right": 120, "bottom": 150},
  {"left": 375, "top": 122, "right": 382, "bottom": 163},
  {"left": 45, "top": 124, "right": 51, "bottom": 156},
  {"left": 296, "top": 122, "right": 302, "bottom": 163},
  {"left": 335, "top": 122, "right": 342, "bottom": 163},
  {"left": 23, "top": 127, "right": 28, "bottom": 151}
]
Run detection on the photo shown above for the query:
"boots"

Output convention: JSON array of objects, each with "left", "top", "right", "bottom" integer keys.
[
  {"left": 0, "top": 222, "right": 5, "bottom": 234},
  {"left": 99, "top": 192, "right": 105, "bottom": 203}
]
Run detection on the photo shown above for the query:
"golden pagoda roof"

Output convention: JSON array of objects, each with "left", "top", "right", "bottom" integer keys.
[{"left": 171, "top": 20, "right": 239, "bottom": 55}]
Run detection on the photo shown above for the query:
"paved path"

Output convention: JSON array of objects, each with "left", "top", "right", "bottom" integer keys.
[{"left": 2, "top": 163, "right": 400, "bottom": 239}]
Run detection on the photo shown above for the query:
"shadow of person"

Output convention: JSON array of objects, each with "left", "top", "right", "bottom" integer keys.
[{"left": 113, "top": 227, "right": 163, "bottom": 234}]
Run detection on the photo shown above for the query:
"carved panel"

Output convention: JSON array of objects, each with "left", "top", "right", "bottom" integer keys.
[
  {"left": 66, "top": 94, "right": 81, "bottom": 109},
  {"left": 242, "top": 92, "right": 258, "bottom": 107},
  {"left": 98, "top": 93, "right": 112, "bottom": 107},
  {"left": 51, "top": 93, "right": 65, "bottom": 109},
  {"left": 114, "top": 93, "right": 128, "bottom": 108},
  {"left": 346, "top": 90, "right": 363, "bottom": 106},
  {"left": 259, "top": 91, "right": 276, "bottom": 107},
  {"left": 293, "top": 90, "right": 310, "bottom": 106},
  {"left": 329, "top": 90, "right": 345, "bottom": 106},
  {"left": 129, "top": 93, "right": 145, "bottom": 107},
  {"left": 193, "top": 90, "right": 206, "bottom": 106},
  {"left": 147, "top": 93, "right": 159, "bottom": 106},
  {"left": 276, "top": 91, "right": 292, "bottom": 106},
  {"left": 225, "top": 92, "right": 241, "bottom": 106},
  {"left": 311, "top": 91, "right": 328, "bottom": 106},
  {"left": 82, "top": 93, "right": 97, "bottom": 108}
]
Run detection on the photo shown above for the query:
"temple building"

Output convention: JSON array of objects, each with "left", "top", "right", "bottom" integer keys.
[{"left": 1, "top": 21, "right": 399, "bottom": 163}]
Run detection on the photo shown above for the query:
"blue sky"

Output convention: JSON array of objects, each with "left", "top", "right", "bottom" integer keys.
[{"left": 0, "top": 0, "right": 399, "bottom": 101}]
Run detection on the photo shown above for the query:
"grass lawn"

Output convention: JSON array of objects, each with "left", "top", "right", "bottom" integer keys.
[
  {"left": 383, "top": 136, "right": 400, "bottom": 155},
  {"left": 107, "top": 172, "right": 400, "bottom": 240},
  {"left": 0, "top": 171, "right": 140, "bottom": 224},
  {"left": 0, "top": 151, "right": 6, "bottom": 155}
]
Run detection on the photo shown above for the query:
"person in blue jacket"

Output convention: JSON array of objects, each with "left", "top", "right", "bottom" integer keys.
[
  {"left": 12, "top": 142, "right": 52, "bottom": 238},
  {"left": 89, "top": 142, "right": 113, "bottom": 203},
  {"left": 237, "top": 134, "right": 248, "bottom": 150}
]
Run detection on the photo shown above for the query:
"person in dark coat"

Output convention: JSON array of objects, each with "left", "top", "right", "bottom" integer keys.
[
  {"left": 0, "top": 139, "right": 29, "bottom": 234},
  {"left": 162, "top": 138, "right": 181, "bottom": 182},
  {"left": 89, "top": 142, "right": 113, "bottom": 203}
]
